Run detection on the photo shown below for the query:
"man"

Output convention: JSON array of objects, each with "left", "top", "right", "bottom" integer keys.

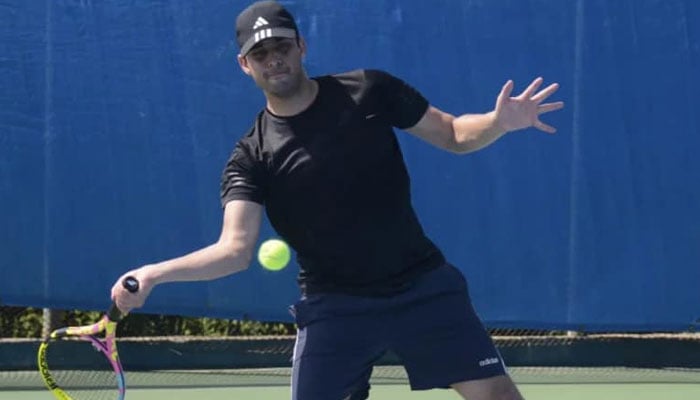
[{"left": 112, "top": 1, "right": 564, "bottom": 399}]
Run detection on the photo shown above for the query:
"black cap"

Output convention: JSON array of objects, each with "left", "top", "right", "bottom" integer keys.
[{"left": 236, "top": 1, "right": 299, "bottom": 56}]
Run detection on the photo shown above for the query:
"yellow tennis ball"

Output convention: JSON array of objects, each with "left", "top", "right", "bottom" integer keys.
[{"left": 257, "top": 239, "right": 291, "bottom": 271}]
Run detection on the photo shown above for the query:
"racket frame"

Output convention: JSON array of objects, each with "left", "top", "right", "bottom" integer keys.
[
  {"left": 38, "top": 315, "right": 125, "bottom": 400},
  {"left": 37, "top": 277, "right": 138, "bottom": 400}
]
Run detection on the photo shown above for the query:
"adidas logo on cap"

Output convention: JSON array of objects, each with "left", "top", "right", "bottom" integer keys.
[{"left": 253, "top": 16, "right": 269, "bottom": 29}]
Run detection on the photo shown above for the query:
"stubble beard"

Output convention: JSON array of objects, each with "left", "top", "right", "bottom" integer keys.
[{"left": 264, "top": 69, "right": 304, "bottom": 99}]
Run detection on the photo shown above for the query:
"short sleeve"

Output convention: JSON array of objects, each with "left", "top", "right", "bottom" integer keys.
[
  {"left": 366, "top": 69, "right": 429, "bottom": 129},
  {"left": 220, "top": 141, "right": 268, "bottom": 207}
]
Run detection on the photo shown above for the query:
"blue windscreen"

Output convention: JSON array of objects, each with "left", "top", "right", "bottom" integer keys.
[{"left": 1, "top": 0, "right": 698, "bottom": 331}]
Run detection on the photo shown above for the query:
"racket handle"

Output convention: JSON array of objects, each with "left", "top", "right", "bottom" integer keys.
[
  {"left": 107, "top": 276, "right": 140, "bottom": 322},
  {"left": 122, "top": 276, "right": 140, "bottom": 293}
]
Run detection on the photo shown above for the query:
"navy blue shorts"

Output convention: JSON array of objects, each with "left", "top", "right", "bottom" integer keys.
[{"left": 289, "top": 263, "right": 506, "bottom": 400}]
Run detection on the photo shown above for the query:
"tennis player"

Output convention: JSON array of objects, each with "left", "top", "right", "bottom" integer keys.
[{"left": 112, "top": 1, "right": 564, "bottom": 399}]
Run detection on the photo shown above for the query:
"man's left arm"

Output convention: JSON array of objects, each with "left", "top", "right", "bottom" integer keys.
[{"left": 406, "top": 77, "right": 564, "bottom": 154}]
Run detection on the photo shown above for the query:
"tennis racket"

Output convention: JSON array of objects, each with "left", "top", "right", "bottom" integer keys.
[{"left": 38, "top": 276, "right": 139, "bottom": 400}]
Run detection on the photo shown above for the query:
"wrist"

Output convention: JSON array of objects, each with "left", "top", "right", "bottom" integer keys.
[
  {"left": 488, "top": 110, "right": 508, "bottom": 136},
  {"left": 139, "top": 264, "right": 164, "bottom": 287}
]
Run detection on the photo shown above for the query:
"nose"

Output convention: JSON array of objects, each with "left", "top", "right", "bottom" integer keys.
[{"left": 267, "top": 57, "right": 284, "bottom": 68}]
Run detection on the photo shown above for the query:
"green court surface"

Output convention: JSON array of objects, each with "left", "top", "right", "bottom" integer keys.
[
  {"left": 4, "top": 384, "right": 700, "bottom": 400},
  {"left": 4, "top": 367, "right": 700, "bottom": 400},
  {"left": 3, "top": 336, "right": 700, "bottom": 399}
]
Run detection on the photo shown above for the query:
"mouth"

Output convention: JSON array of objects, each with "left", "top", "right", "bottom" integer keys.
[{"left": 266, "top": 69, "right": 290, "bottom": 79}]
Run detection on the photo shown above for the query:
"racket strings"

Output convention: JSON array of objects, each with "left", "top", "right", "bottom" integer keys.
[{"left": 45, "top": 337, "right": 121, "bottom": 399}]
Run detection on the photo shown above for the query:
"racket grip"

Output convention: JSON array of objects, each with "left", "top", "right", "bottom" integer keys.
[
  {"left": 107, "top": 276, "right": 140, "bottom": 322},
  {"left": 122, "top": 276, "right": 140, "bottom": 293}
]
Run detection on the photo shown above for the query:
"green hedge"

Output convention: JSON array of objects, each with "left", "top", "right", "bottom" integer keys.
[
  {"left": 0, "top": 306, "right": 295, "bottom": 338},
  {"left": 0, "top": 306, "right": 44, "bottom": 338}
]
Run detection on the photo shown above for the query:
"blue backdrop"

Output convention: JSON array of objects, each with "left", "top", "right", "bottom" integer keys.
[{"left": 1, "top": 0, "right": 699, "bottom": 331}]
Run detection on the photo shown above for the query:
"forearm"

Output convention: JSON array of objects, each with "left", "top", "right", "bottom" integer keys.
[
  {"left": 450, "top": 111, "right": 508, "bottom": 154},
  {"left": 140, "top": 241, "right": 252, "bottom": 287}
]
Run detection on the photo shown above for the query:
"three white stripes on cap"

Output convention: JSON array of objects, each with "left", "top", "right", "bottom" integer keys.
[{"left": 253, "top": 17, "right": 271, "bottom": 42}]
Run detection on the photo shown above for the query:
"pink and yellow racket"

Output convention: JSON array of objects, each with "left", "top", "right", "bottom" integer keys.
[{"left": 37, "top": 277, "right": 139, "bottom": 400}]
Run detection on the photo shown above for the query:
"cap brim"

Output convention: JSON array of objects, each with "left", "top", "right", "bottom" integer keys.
[{"left": 240, "top": 27, "right": 297, "bottom": 56}]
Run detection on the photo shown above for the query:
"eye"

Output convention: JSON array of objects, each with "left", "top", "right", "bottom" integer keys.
[
  {"left": 249, "top": 49, "right": 268, "bottom": 62},
  {"left": 276, "top": 43, "right": 292, "bottom": 54}
]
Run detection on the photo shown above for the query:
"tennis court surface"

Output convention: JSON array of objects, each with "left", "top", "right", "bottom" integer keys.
[
  {"left": 3, "top": 368, "right": 700, "bottom": 399},
  {"left": 3, "top": 333, "right": 700, "bottom": 399}
]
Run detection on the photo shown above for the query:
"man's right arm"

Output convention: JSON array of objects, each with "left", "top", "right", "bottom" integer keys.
[{"left": 111, "top": 200, "right": 263, "bottom": 312}]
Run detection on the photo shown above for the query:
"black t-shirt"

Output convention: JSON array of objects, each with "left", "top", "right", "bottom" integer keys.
[{"left": 220, "top": 69, "right": 445, "bottom": 296}]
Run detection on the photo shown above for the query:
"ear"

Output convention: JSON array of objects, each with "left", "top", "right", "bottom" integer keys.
[
  {"left": 237, "top": 54, "right": 252, "bottom": 76},
  {"left": 298, "top": 37, "right": 307, "bottom": 58}
]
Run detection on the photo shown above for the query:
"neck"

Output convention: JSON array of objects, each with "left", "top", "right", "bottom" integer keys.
[{"left": 265, "top": 77, "right": 318, "bottom": 117}]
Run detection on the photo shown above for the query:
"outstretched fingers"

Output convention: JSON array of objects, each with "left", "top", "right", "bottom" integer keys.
[
  {"left": 532, "top": 83, "right": 560, "bottom": 103},
  {"left": 534, "top": 118, "right": 557, "bottom": 134},
  {"left": 538, "top": 101, "right": 565, "bottom": 115},
  {"left": 498, "top": 80, "right": 514, "bottom": 105},
  {"left": 519, "top": 77, "right": 544, "bottom": 99}
]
